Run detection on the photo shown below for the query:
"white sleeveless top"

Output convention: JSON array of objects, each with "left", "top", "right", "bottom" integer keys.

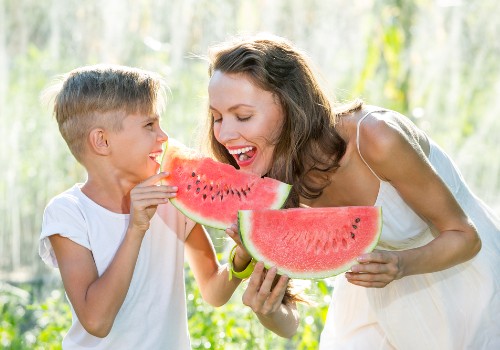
[{"left": 320, "top": 111, "right": 500, "bottom": 350}]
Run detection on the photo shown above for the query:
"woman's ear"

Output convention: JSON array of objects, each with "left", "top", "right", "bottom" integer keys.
[{"left": 88, "top": 128, "right": 110, "bottom": 155}]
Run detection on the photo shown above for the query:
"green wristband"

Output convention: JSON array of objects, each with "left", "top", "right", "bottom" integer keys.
[{"left": 228, "top": 245, "right": 256, "bottom": 281}]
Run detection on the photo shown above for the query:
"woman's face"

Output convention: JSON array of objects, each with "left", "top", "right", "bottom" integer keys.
[{"left": 208, "top": 71, "right": 284, "bottom": 176}]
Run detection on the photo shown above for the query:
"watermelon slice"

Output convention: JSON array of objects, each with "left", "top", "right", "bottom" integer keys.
[
  {"left": 160, "top": 139, "right": 291, "bottom": 229},
  {"left": 239, "top": 206, "right": 382, "bottom": 279}
]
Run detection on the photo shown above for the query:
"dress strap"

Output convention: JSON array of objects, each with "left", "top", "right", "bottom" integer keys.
[{"left": 356, "top": 110, "right": 383, "bottom": 181}]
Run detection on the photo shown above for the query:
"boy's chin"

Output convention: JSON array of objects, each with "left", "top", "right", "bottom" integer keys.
[{"left": 139, "top": 170, "right": 158, "bottom": 181}]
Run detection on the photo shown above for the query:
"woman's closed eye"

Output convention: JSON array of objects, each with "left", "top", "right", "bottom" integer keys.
[
  {"left": 236, "top": 115, "right": 252, "bottom": 121},
  {"left": 211, "top": 112, "right": 251, "bottom": 123},
  {"left": 212, "top": 113, "right": 222, "bottom": 123}
]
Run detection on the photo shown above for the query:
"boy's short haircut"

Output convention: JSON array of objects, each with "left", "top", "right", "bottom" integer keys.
[{"left": 44, "top": 64, "right": 166, "bottom": 162}]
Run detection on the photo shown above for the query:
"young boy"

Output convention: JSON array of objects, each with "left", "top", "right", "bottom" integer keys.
[{"left": 38, "top": 64, "right": 254, "bottom": 349}]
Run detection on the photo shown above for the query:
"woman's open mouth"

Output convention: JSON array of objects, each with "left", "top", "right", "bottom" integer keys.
[{"left": 228, "top": 146, "right": 256, "bottom": 165}]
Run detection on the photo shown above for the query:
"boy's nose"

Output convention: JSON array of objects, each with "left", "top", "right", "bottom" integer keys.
[{"left": 158, "top": 127, "right": 168, "bottom": 143}]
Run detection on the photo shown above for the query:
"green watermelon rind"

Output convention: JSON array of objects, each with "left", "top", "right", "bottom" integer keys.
[
  {"left": 169, "top": 182, "right": 292, "bottom": 230},
  {"left": 238, "top": 207, "right": 383, "bottom": 279}
]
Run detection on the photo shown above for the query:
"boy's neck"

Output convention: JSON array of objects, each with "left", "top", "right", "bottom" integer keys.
[{"left": 81, "top": 176, "right": 134, "bottom": 214}]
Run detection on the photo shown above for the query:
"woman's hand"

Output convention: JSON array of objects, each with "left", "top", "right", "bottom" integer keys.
[
  {"left": 226, "top": 224, "right": 289, "bottom": 313},
  {"left": 345, "top": 249, "right": 404, "bottom": 288},
  {"left": 225, "top": 224, "right": 252, "bottom": 265},
  {"left": 226, "top": 225, "right": 298, "bottom": 338},
  {"left": 242, "top": 262, "right": 289, "bottom": 315}
]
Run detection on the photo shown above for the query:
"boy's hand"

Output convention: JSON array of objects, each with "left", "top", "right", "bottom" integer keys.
[{"left": 129, "top": 172, "right": 177, "bottom": 233}]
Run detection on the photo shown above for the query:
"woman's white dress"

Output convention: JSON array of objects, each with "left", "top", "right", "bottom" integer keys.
[{"left": 319, "top": 112, "right": 500, "bottom": 349}]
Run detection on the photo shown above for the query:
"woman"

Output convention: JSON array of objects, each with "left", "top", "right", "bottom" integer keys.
[{"left": 206, "top": 34, "right": 500, "bottom": 349}]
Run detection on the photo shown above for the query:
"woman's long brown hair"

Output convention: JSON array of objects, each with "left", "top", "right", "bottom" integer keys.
[{"left": 207, "top": 34, "right": 362, "bottom": 304}]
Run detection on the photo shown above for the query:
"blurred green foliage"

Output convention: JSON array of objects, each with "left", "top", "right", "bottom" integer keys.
[
  {"left": 2, "top": 0, "right": 500, "bottom": 348},
  {"left": 1, "top": 282, "right": 70, "bottom": 349},
  {"left": 1, "top": 268, "right": 332, "bottom": 349}
]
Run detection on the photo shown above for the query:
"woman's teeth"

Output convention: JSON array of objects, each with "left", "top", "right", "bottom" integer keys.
[
  {"left": 228, "top": 146, "right": 253, "bottom": 155},
  {"left": 228, "top": 147, "right": 254, "bottom": 162}
]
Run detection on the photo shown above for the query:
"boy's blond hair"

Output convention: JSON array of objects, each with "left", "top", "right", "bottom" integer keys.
[{"left": 43, "top": 64, "right": 166, "bottom": 163}]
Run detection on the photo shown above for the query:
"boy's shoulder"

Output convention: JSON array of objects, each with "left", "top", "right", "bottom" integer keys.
[
  {"left": 44, "top": 184, "right": 96, "bottom": 219},
  {"left": 47, "top": 183, "right": 84, "bottom": 206}
]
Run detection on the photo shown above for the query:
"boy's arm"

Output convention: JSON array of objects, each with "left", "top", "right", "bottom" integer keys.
[
  {"left": 185, "top": 224, "right": 241, "bottom": 306},
  {"left": 49, "top": 173, "right": 173, "bottom": 338},
  {"left": 49, "top": 227, "right": 145, "bottom": 337}
]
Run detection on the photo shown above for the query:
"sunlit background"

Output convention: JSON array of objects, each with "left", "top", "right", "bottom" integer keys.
[{"left": 1, "top": 0, "right": 499, "bottom": 348}]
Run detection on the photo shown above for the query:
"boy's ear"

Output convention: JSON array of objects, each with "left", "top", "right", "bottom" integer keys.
[{"left": 88, "top": 128, "right": 110, "bottom": 155}]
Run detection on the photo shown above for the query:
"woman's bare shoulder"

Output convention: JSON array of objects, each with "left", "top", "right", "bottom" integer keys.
[{"left": 352, "top": 107, "right": 430, "bottom": 157}]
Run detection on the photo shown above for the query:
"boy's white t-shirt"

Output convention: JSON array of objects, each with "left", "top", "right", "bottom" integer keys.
[{"left": 39, "top": 184, "right": 195, "bottom": 349}]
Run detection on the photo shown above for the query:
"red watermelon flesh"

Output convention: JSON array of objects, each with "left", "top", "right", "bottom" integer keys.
[
  {"left": 161, "top": 139, "right": 291, "bottom": 230},
  {"left": 239, "top": 206, "right": 382, "bottom": 279}
]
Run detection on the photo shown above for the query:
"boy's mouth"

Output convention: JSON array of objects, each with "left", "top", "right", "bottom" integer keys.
[
  {"left": 228, "top": 146, "right": 256, "bottom": 163},
  {"left": 149, "top": 151, "right": 163, "bottom": 164}
]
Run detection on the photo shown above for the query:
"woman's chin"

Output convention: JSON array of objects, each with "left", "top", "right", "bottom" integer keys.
[{"left": 238, "top": 165, "right": 266, "bottom": 177}]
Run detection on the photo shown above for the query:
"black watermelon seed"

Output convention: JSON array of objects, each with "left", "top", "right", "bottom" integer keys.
[
  {"left": 196, "top": 188, "right": 200, "bottom": 193},
  {"left": 355, "top": 218, "right": 361, "bottom": 223},
  {"left": 196, "top": 180, "right": 201, "bottom": 185},
  {"left": 191, "top": 172, "right": 195, "bottom": 177},
  {"left": 352, "top": 225, "right": 358, "bottom": 229},
  {"left": 351, "top": 232, "right": 355, "bottom": 239},
  {"left": 202, "top": 194, "right": 207, "bottom": 200},
  {"left": 187, "top": 185, "right": 191, "bottom": 190}
]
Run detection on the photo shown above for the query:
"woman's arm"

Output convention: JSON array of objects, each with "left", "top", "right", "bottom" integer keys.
[
  {"left": 242, "top": 262, "right": 300, "bottom": 338},
  {"left": 347, "top": 113, "right": 481, "bottom": 288},
  {"left": 186, "top": 224, "right": 300, "bottom": 337},
  {"left": 229, "top": 225, "right": 299, "bottom": 337}
]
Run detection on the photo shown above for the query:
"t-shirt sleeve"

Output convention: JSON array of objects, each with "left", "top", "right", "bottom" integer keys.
[
  {"left": 39, "top": 196, "right": 91, "bottom": 268},
  {"left": 182, "top": 213, "right": 196, "bottom": 240}
]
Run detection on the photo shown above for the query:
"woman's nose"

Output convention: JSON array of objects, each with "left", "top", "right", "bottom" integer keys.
[{"left": 217, "top": 119, "right": 239, "bottom": 143}]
